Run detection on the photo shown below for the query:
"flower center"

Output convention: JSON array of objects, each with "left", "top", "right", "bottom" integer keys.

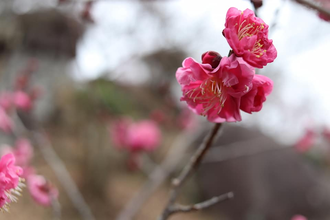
[
  {"left": 185, "top": 77, "right": 227, "bottom": 116},
  {"left": 0, "top": 178, "right": 24, "bottom": 212},
  {"left": 235, "top": 14, "right": 266, "bottom": 58}
]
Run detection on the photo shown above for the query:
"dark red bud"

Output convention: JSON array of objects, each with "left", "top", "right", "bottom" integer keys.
[
  {"left": 201, "top": 51, "right": 222, "bottom": 68},
  {"left": 251, "top": 0, "right": 263, "bottom": 10}
]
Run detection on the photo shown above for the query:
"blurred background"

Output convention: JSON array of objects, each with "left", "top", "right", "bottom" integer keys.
[{"left": 1, "top": 0, "right": 330, "bottom": 219}]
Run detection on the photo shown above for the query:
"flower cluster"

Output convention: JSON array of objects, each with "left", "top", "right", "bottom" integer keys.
[
  {"left": 0, "top": 60, "right": 40, "bottom": 134},
  {"left": 0, "top": 60, "right": 58, "bottom": 209},
  {"left": 176, "top": 7, "right": 276, "bottom": 122},
  {"left": 0, "top": 153, "right": 24, "bottom": 212}
]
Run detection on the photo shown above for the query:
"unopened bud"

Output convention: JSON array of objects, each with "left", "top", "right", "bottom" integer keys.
[{"left": 202, "top": 51, "right": 222, "bottom": 68}]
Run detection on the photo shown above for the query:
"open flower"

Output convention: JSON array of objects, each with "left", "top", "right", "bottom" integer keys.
[
  {"left": 223, "top": 7, "right": 277, "bottom": 68},
  {"left": 28, "top": 175, "right": 58, "bottom": 206},
  {"left": 110, "top": 118, "right": 161, "bottom": 152},
  {"left": 240, "top": 74, "right": 273, "bottom": 113},
  {"left": 126, "top": 120, "right": 161, "bottom": 152},
  {"left": 176, "top": 53, "right": 254, "bottom": 123},
  {"left": 0, "top": 153, "right": 24, "bottom": 211}
]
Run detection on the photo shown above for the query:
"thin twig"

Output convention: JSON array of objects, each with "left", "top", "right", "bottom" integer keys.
[
  {"left": 170, "top": 192, "right": 234, "bottom": 214},
  {"left": 203, "top": 137, "right": 294, "bottom": 164},
  {"left": 16, "top": 112, "right": 96, "bottom": 220},
  {"left": 158, "top": 123, "right": 223, "bottom": 220},
  {"left": 294, "top": 0, "right": 330, "bottom": 17}
]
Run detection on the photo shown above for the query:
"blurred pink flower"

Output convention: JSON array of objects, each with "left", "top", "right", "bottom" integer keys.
[
  {"left": 176, "top": 53, "right": 254, "bottom": 122},
  {"left": 13, "top": 139, "right": 33, "bottom": 167},
  {"left": 295, "top": 129, "right": 315, "bottom": 153},
  {"left": 240, "top": 74, "right": 273, "bottom": 113},
  {"left": 322, "top": 127, "right": 330, "bottom": 141},
  {"left": 223, "top": 7, "right": 277, "bottom": 68},
  {"left": 13, "top": 91, "right": 32, "bottom": 111},
  {"left": 291, "top": 215, "right": 307, "bottom": 220},
  {"left": 28, "top": 175, "right": 58, "bottom": 206},
  {"left": 318, "top": 12, "right": 330, "bottom": 21},
  {"left": 0, "top": 153, "right": 24, "bottom": 211},
  {"left": 317, "top": 1, "right": 330, "bottom": 22},
  {"left": 178, "top": 108, "right": 196, "bottom": 130},
  {"left": 0, "top": 107, "right": 13, "bottom": 133},
  {"left": 110, "top": 118, "right": 132, "bottom": 148},
  {"left": 126, "top": 120, "right": 161, "bottom": 152},
  {"left": 150, "top": 109, "right": 166, "bottom": 124},
  {"left": 0, "top": 92, "right": 13, "bottom": 111}
]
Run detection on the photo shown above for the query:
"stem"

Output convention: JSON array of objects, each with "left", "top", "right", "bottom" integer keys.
[
  {"left": 158, "top": 123, "right": 222, "bottom": 220},
  {"left": 295, "top": 0, "right": 330, "bottom": 17},
  {"left": 115, "top": 127, "right": 206, "bottom": 220},
  {"left": 170, "top": 192, "right": 234, "bottom": 214},
  {"left": 16, "top": 112, "right": 96, "bottom": 220}
]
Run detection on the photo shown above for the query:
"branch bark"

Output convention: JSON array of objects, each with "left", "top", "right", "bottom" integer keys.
[
  {"left": 16, "top": 111, "right": 96, "bottom": 220},
  {"left": 169, "top": 192, "right": 234, "bottom": 214},
  {"left": 115, "top": 126, "right": 206, "bottom": 220},
  {"left": 158, "top": 123, "right": 225, "bottom": 220},
  {"left": 294, "top": 0, "right": 330, "bottom": 17}
]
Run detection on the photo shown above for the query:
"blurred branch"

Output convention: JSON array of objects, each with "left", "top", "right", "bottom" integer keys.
[
  {"left": 158, "top": 123, "right": 224, "bottom": 220},
  {"left": 203, "top": 137, "right": 293, "bottom": 164},
  {"left": 16, "top": 111, "right": 96, "bottom": 220},
  {"left": 51, "top": 196, "right": 62, "bottom": 220},
  {"left": 169, "top": 192, "right": 234, "bottom": 214},
  {"left": 294, "top": 0, "right": 330, "bottom": 17},
  {"left": 115, "top": 126, "right": 206, "bottom": 220}
]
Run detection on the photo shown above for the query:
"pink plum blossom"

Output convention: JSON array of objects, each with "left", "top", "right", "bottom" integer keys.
[
  {"left": 176, "top": 53, "right": 254, "bottom": 123},
  {"left": 178, "top": 108, "right": 196, "bottom": 130},
  {"left": 295, "top": 129, "right": 315, "bottom": 153},
  {"left": 240, "top": 74, "right": 273, "bottom": 113},
  {"left": 110, "top": 118, "right": 132, "bottom": 148},
  {"left": 126, "top": 120, "right": 161, "bottom": 152},
  {"left": 317, "top": 1, "right": 330, "bottom": 22},
  {"left": 28, "top": 175, "right": 58, "bottom": 206},
  {"left": 110, "top": 118, "right": 162, "bottom": 152},
  {"left": 0, "top": 153, "right": 24, "bottom": 211},
  {"left": 223, "top": 7, "right": 277, "bottom": 68},
  {"left": 0, "top": 92, "right": 13, "bottom": 111},
  {"left": 13, "top": 139, "right": 33, "bottom": 167},
  {"left": 13, "top": 91, "right": 32, "bottom": 111},
  {"left": 0, "top": 107, "right": 13, "bottom": 133},
  {"left": 291, "top": 215, "right": 307, "bottom": 220},
  {"left": 0, "top": 140, "right": 34, "bottom": 179}
]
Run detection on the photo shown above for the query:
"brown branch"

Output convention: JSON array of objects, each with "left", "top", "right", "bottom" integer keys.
[
  {"left": 203, "top": 137, "right": 294, "bottom": 164},
  {"left": 16, "top": 111, "right": 96, "bottom": 220},
  {"left": 170, "top": 192, "right": 234, "bottom": 214},
  {"left": 294, "top": 0, "right": 330, "bottom": 17},
  {"left": 158, "top": 123, "right": 223, "bottom": 220},
  {"left": 115, "top": 126, "right": 206, "bottom": 220}
]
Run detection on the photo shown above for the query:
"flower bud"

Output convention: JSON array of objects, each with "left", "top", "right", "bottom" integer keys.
[
  {"left": 251, "top": 0, "right": 263, "bottom": 10},
  {"left": 201, "top": 51, "right": 222, "bottom": 68}
]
